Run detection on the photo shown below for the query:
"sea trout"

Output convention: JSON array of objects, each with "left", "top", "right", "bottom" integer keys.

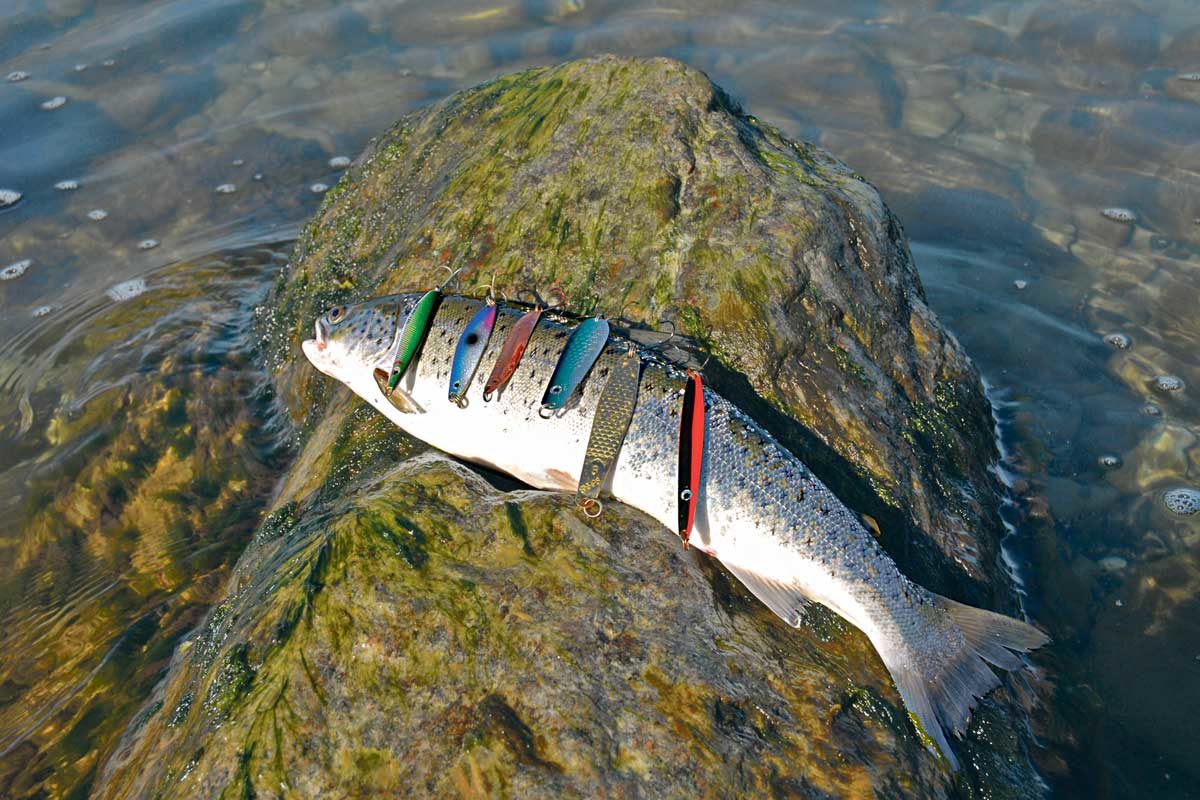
[{"left": 302, "top": 293, "right": 1048, "bottom": 769}]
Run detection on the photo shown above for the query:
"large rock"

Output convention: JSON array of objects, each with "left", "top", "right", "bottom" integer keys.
[{"left": 97, "top": 57, "right": 1038, "bottom": 797}]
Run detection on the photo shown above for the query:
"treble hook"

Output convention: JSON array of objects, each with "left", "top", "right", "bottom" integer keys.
[{"left": 437, "top": 265, "right": 465, "bottom": 292}]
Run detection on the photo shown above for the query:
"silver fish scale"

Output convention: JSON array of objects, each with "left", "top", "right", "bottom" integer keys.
[{"left": 325, "top": 295, "right": 972, "bottom": 693}]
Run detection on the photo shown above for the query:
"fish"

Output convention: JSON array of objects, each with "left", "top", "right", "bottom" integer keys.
[{"left": 302, "top": 292, "right": 1049, "bottom": 770}]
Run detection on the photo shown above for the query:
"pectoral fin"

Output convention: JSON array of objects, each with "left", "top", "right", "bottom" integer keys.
[
  {"left": 373, "top": 369, "right": 425, "bottom": 414},
  {"left": 718, "top": 559, "right": 812, "bottom": 628}
]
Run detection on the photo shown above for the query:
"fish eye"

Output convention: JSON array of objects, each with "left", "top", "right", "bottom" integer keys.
[{"left": 328, "top": 306, "right": 346, "bottom": 323}]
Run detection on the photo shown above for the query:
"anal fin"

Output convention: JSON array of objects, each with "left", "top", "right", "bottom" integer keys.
[{"left": 719, "top": 559, "right": 813, "bottom": 628}]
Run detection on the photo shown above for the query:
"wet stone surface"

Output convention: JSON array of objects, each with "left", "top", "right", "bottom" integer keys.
[{"left": 97, "top": 57, "right": 1034, "bottom": 799}]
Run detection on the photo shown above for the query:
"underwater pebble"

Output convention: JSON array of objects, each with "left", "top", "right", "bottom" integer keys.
[
  {"left": 1163, "top": 487, "right": 1200, "bottom": 516},
  {"left": 1142, "top": 403, "right": 1162, "bottom": 416},
  {"left": 1, "top": 259, "right": 31, "bottom": 280},
  {"left": 1098, "top": 556, "right": 1127, "bottom": 572},
  {"left": 1153, "top": 374, "right": 1184, "bottom": 392},
  {"left": 106, "top": 278, "right": 146, "bottom": 301},
  {"left": 31, "top": 305, "right": 53, "bottom": 317},
  {"left": 54, "top": 179, "right": 80, "bottom": 191},
  {"left": 1101, "top": 207, "right": 1136, "bottom": 223},
  {"left": 1115, "top": 599, "right": 1124, "bottom": 607},
  {"left": 310, "top": 182, "right": 329, "bottom": 194},
  {"left": 1103, "top": 333, "right": 1131, "bottom": 349},
  {"left": 0, "top": 188, "right": 22, "bottom": 208},
  {"left": 40, "top": 96, "right": 67, "bottom": 111},
  {"left": 1098, "top": 454, "right": 1122, "bottom": 468},
  {"left": 137, "top": 239, "right": 159, "bottom": 250},
  {"left": 1013, "top": 279, "right": 1028, "bottom": 290},
  {"left": 329, "top": 155, "right": 351, "bottom": 168},
  {"left": 6, "top": 70, "right": 30, "bottom": 82},
  {"left": 87, "top": 208, "right": 108, "bottom": 221},
  {"left": 215, "top": 183, "right": 237, "bottom": 194}
]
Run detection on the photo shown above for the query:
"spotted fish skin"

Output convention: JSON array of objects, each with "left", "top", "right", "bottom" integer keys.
[{"left": 303, "top": 293, "right": 1048, "bottom": 770}]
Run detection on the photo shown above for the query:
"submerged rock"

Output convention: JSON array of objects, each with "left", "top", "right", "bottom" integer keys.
[{"left": 97, "top": 57, "right": 1036, "bottom": 797}]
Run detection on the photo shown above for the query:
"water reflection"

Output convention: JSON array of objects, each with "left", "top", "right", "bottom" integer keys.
[{"left": 1, "top": 0, "right": 1197, "bottom": 797}]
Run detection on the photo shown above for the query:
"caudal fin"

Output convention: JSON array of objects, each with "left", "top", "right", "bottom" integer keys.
[{"left": 884, "top": 595, "right": 1049, "bottom": 771}]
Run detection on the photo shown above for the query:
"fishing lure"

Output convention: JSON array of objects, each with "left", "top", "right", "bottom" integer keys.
[
  {"left": 482, "top": 305, "right": 542, "bottom": 401},
  {"left": 677, "top": 370, "right": 705, "bottom": 548},
  {"left": 540, "top": 317, "right": 610, "bottom": 413},
  {"left": 448, "top": 297, "right": 498, "bottom": 406},
  {"left": 385, "top": 268, "right": 462, "bottom": 393},
  {"left": 576, "top": 344, "right": 642, "bottom": 517},
  {"left": 385, "top": 289, "right": 441, "bottom": 393}
]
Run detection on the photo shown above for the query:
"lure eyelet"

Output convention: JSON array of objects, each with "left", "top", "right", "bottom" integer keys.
[
  {"left": 549, "top": 385, "right": 563, "bottom": 395},
  {"left": 680, "top": 489, "right": 693, "bottom": 501},
  {"left": 538, "top": 405, "right": 556, "bottom": 419},
  {"left": 482, "top": 388, "right": 494, "bottom": 402},
  {"left": 580, "top": 498, "right": 603, "bottom": 518},
  {"left": 454, "top": 395, "right": 469, "bottom": 409}
]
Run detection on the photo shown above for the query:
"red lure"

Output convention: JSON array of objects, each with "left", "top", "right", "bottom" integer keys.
[
  {"left": 677, "top": 370, "right": 705, "bottom": 548},
  {"left": 482, "top": 306, "right": 543, "bottom": 400}
]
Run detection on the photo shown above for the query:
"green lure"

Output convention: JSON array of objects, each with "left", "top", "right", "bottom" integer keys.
[
  {"left": 541, "top": 317, "right": 610, "bottom": 412},
  {"left": 576, "top": 344, "right": 642, "bottom": 515},
  {"left": 386, "top": 289, "right": 441, "bottom": 392}
]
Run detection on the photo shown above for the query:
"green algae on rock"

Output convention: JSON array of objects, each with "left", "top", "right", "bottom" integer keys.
[
  {"left": 100, "top": 57, "right": 1042, "bottom": 797},
  {"left": 0, "top": 249, "right": 290, "bottom": 800}
]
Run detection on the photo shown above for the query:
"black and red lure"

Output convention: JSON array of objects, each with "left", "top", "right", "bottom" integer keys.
[{"left": 677, "top": 370, "right": 705, "bottom": 548}]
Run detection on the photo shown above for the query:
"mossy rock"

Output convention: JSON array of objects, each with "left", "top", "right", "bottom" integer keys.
[{"left": 97, "top": 57, "right": 1039, "bottom": 797}]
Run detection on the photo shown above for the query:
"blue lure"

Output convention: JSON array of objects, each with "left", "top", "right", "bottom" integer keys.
[
  {"left": 448, "top": 300, "right": 498, "bottom": 406},
  {"left": 541, "top": 317, "right": 610, "bottom": 412}
]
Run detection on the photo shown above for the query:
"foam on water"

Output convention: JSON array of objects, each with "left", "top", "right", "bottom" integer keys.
[
  {"left": 6, "top": 70, "right": 30, "bottom": 82},
  {"left": 310, "top": 182, "right": 329, "bottom": 193},
  {"left": 40, "top": 96, "right": 67, "bottom": 111},
  {"left": 1163, "top": 488, "right": 1200, "bottom": 516},
  {"left": 54, "top": 180, "right": 80, "bottom": 191},
  {"left": 1101, "top": 207, "right": 1136, "bottom": 223},
  {"left": 1103, "top": 333, "right": 1131, "bottom": 349},
  {"left": 215, "top": 183, "right": 237, "bottom": 194},
  {"left": 329, "top": 156, "right": 351, "bottom": 168},
  {"left": 1, "top": 259, "right": 32, "bottom": 280},
  {"left": 137, "top": 239, "right": 159, "bottom": 250},
  {"left": 105, "top": 278, "right": 147, "bottom": 302},
  {"left": 87, "top": 209, "right": 108, "bottom": 221},
  {"left": 1152, "top": 374, "right": 1184, "bottom": 392},
  {"left": 0, "top": 189, "right": 22, "bottom": 208}
]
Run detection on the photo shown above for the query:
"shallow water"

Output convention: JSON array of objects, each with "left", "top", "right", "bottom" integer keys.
[{"left": 1, "top": 1, "right": 1197, "bottom": 797}]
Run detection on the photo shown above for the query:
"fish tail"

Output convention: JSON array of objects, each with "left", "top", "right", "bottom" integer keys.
[{"left": 882, "top": 594, "right": 1049, "bottom": 771}]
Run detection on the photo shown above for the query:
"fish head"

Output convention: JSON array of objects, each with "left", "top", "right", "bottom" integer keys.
[{"left": 302, "top": 294, "right": 417, "bottom": 382}]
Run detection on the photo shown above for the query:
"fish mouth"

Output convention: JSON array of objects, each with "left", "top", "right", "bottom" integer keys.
[{"left": 314, "top": 317, "right": 329, "bottom": 351}]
